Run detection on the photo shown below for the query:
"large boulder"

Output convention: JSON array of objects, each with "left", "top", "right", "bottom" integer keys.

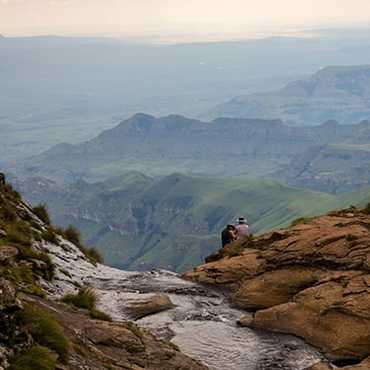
[
  {"left": 124, "top": 294, "right": 175, "bottom": 320},
  {"left": 185, "top": 209, "right": 370, "bottom": 362}
]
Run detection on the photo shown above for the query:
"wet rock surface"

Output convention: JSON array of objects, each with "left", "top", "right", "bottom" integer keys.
[
  {"left": 185, "top": 209, "right": 370, "bottom": 365},
  {"left": 42, "top": 236, "right": 323, "bottom": 370}
]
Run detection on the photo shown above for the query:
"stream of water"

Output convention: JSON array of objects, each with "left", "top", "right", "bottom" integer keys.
[
  {"left": 86, "top": 268, "right": 322, "bottom": 370},
  {"left": 43, "top": 238, "right": 322, "bottom": 370}
]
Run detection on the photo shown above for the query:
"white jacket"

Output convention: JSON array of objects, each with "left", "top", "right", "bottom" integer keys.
[{"left": 236, "top": 224, "right": 250, "bottom": 237}]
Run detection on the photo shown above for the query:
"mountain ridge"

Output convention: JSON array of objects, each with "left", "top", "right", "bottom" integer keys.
[
  {"left": 18, "top": 113, "right": 370, "bottom": 184},
  {"left": 211, "top": 65, "right": 370, "bottom": 125}
]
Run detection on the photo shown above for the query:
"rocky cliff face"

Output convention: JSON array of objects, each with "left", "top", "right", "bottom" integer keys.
[
  {"left": 185, "top": 207, "right": 370, "bottom": 369},
  {"left": 0, "top": 183, "right": 207, "bottom": 370}
]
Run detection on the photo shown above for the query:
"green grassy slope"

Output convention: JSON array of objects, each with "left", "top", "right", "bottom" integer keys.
[{"left": 18, "top": 173, "right": 370, "bottom": 272}]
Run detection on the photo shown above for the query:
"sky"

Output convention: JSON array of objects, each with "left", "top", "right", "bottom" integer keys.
[{"left": 2, "top": 0, "right": 370, "bottom": 42}]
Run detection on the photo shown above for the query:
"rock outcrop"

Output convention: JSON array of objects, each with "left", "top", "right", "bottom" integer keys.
[
  {"left": 185, "top": 208, "right": 370, "bottom": 365},
  {"left": 0, "top": 183, "right": 207, "bottom": 369}
]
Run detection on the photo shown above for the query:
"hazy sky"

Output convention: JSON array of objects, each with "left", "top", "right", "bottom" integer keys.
[{"left": 2, "top": 0, "right": 370, "bottom": 41}]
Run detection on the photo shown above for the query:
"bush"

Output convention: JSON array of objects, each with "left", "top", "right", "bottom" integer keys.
[
  {"left": 62, "top": 287, "right": 96, "bottom": 311},
  {"left": 2, "top": 184, "right": 21, "bottom": 201},
  {"left": 83, "top": 246, "right": 104, "bottom": 265},
  {"left": 62, "top": 226, "right": 82, "bottom": 247},
  {"left": 32, "top": 205, "right": 51, "bottom": 225},
  {"left": 9, "top": 346, "right": 57, "bottom": 370},
  {"left": 62, "top": 226, "right": 103, "bottom": 264},
  {"left": 0, "top": 203, "right": 17, "bottom": 222},
  {"left": 5, "top": 222, "right": 32, "bottom": 246},
  {"left": 62, "top": 288, "right": 111, "bottom": 321},
  {"left": 41, "top": 228, "right": 59, "bottom": 244},
  {"left": 19, "top": 306, "right": 70, "bottom": 361},
  {"left": 15, "top": 244, "right": 55, "bottom": 280}
]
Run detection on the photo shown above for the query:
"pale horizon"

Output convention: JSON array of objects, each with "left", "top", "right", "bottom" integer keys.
[{"left": 2, "top": 0, "right": 370, "bottom": 42}]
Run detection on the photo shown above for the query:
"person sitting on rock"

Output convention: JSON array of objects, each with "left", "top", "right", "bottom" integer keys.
[
  {"left": 221, "top": 224, "right": 238, "bottom": 248},
  {"left": 0, "top": 173, "right": 5, "bottom": 186},
  {"left": 235, "top": 217, "right": 250, "bottom": 238}
]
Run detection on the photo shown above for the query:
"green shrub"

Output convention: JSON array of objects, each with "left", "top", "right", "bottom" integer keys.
[
  {"left": 62, "top": 288, "right": 111, "bottom": 321},
  {"left": 62, "top": 287, "right": 96, "bottom": 311},
  {"left": 0, "top": 203, "right": 17, "bottom": 222},
  {"left": 5, "top": 222, "right": 32, "bottom": 246},
  {"left": 5, "top": 265, "right": 45, "bottom": 297},
  {"left": 83, "top": 246, "right": 104, "bottom": 265},
  {"left": 9, "top": 346, "right": 57, "bottom": 370},
  {"left": 61, "top": 226, "right": 103, "bottom": 264},
  {"left": 32, "top": 205, "right": 51, "bottom": 225},
  {"left": 62, "top": 226, "right": 82, "bottom": 246},
  {"left": 41, "top": 228, "right": 59, "bottom": 244},
  {"left": 90, "top": 308, "right": 112, "bottom": 322},
  {"left": 14, "top": 244, "right": 55, "bottom": 281},
  {"left": 19, "top": 306, "right": 70, "bottom": 361},
  {"left": 2, "top": 184, "right": 21, "bottom": 201}
]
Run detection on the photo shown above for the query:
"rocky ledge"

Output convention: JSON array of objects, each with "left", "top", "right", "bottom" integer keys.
[{"left": 184, "top": 208, "right": 370, "bottom": 369}]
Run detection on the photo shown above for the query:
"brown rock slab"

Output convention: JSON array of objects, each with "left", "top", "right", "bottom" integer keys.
[
  {"left": 233, "top": 268, "right": 325, "bottom": 309},
  {"left": 185, "top": 209, "right": 370, "bottom": 362},
  {"left": 125, "top": 293, "right": 175, "bottom": 320}
]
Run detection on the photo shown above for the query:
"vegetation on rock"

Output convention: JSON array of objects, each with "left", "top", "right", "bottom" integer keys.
[
  {"left": 0, "top": 182, "right": 205, "bottom": 370},
  {"left": 9, "top": 345, "right": 57, "bottom": 370}
]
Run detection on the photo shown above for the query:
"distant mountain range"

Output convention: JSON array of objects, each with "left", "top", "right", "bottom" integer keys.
[
  {"left": 211, "top": 65, "right": 370, "bottom": 125},
  {"left": 274, "top": 143, "right": 370, "bottom": 194},
  {"left": 14, "top": 172, "right": 370, "bottom": 272},
  {"left": 18, "top": 114, "right": 370, "bottom": 192}
]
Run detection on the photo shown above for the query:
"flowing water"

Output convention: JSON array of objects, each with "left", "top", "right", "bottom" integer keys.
[
  {"left": 86, "top": 268, "right": 322, "bottom": 370},
  {"left": 43, "top": 239, "right": 322, "bottom": 370}
]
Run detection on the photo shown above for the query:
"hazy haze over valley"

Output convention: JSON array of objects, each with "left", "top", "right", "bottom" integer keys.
[
  {"left": 3, "top": 2, "right": 370, "bottom": 370},
  {"left": 3, "top": 0, "right": 370, "bottom": 274}
]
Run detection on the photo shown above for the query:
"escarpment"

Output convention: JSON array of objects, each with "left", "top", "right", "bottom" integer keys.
[
  {"left": 185, "top": 208, "right": 370, "bottom": 367},
  {"left": 0, "top": 183, "right": 207, "bottom": 370}
]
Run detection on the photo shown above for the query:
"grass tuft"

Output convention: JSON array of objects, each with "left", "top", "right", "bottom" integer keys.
[
  {"left": 32, "top": 204, "right": 51, "bottom": 225},
  {"left": 18, "top": 305, "right": 70, "bottom": 361},
  {"left": 62, "top": 287, "right": 96, "bottom": 311},
  {"left": 9, "top": 345, "right": 57, "bottom": 370},
  {"left": 41, "top": 228, "right": 59, "bottom": 244},
  {"left": 60, "top": 226, "right": 104, "bottom": 265},
  {"left": 62, "top": 288, "right": 112, "bottom": 321}
]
